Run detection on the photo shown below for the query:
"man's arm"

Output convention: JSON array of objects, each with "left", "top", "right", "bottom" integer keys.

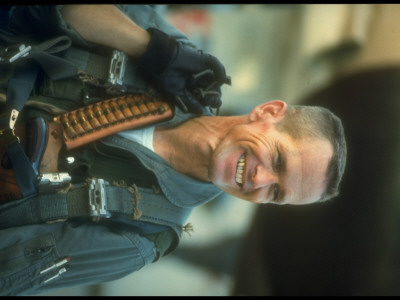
[
  {"left": 61, "top": 4, "right": 230, "bottom": 114},
  {"left": 5, "top": 4, "right": 230, "bottom": 113},
  {"left": 61, "top": 5, "right": 150, "bottom": 58}
]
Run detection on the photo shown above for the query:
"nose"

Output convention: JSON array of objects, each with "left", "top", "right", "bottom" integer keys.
[{"left": 252, "top": 165, "right": 278, "bottom": 189}]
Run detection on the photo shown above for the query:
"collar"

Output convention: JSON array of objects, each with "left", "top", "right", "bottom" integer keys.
[
  {"left": 100, "top": 105, "right": 223, "bottom": 207},
  {"left": 101, "top": 135, "right": 223, "bottom": 207}
]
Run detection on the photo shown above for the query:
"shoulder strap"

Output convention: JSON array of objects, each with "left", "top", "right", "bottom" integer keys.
[
  {"left": 1, "top": 61, "right": 41, "bottom": 197},
  {"left": 0, "top": 34, "right": 78, "bottom": 198},
  {"left": 0, "top": 35, "right": 77, "bottom": 80}
]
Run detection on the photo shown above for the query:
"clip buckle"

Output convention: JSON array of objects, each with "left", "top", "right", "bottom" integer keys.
[
  {"left": 88, "top": 178, "right": 111, "bottom": 221},
  {"left": 9, "top": 109, "right": 19, "bottom": 130},
  {"left": 106, "top": 50, "right": 127, "bottom": 94},
  {"left": 38, "top": 172, "right": 72, "bottom": 194}
]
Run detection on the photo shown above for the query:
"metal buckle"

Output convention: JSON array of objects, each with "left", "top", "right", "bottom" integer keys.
[
  {"left": 0, "top": 109, "right": 19, "bottom": 136},
  {"left": 0, "top": 44, "right": 31, "bottom": 63},
  {"left": 38, "top": 172, "right": 72, "bottom": 194},
  {"left": 106, "top": 50, "right": 127, "bottom": 94},
  {"left": 88, "top": 178, "right": 111, "bottom": 221},
  {"left": 9, "top": 109, "right": 19, "bottom": 130}
]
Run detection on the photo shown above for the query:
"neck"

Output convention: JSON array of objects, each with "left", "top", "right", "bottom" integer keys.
[{"left": 153, "top": 115, "right": 246, "bottom": 182}]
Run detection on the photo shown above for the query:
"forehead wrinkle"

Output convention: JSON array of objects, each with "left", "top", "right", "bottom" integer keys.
[
  {"left": 293, "top": 149, "right": 307, "bottom": 204},
  {"left": 299, "top": 153, "right": 317, "bottom": 204},
  {"left": 279, "top": 145, "right": 301, "bottom": 205},
  {"left": 298, "top": 139, "right": 333, "bottom": 205},
  {"left": 282, "top": 141, "right": 317, "bottom": 205}
]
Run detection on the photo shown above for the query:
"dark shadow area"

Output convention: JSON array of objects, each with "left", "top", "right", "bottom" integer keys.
[
  {"left": 0, "top": 6, "right": 11, "bottom": 28},
  {"left": 171, "top": 235, "right": 243, "bottom": 276},
  {"left": 232, "top": 67, "right": 400, "bottom": 296}
]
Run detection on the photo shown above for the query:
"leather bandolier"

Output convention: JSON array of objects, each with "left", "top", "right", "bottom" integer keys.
[{"left": 55, "top": 93, "right": 172, "bottom": 151}]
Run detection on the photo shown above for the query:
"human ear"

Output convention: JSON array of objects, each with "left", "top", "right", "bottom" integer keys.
[{"left": 249, "top": 100, "right": 287, "bottom": 122}]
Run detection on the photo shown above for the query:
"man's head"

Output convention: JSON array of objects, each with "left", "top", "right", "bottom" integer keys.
[{"left": 208, "top": 100, "right": 347, "bottom": 205}]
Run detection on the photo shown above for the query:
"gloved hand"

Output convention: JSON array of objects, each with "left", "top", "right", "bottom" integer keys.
[{"left": 137, "top": 28, "right": 231, "bottom": 114}]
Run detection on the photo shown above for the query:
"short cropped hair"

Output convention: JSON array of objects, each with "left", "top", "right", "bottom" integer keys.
[{"left": 275, "top": 104, "right": 347, "bottom": 202}]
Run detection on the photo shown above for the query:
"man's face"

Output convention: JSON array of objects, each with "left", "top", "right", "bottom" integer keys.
[{"left": 208, "top": 101, "right": 333, "bottom": 205}]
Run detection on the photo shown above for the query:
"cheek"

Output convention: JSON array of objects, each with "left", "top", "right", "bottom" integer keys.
[
  {"left": 209, "top": 127, "right": 246, "bottom": 173},
  {"left": 208, "top": 144, "right": 239, "bottom": 184}
]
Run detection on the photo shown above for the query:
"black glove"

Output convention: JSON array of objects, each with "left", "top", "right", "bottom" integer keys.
[{"left": 137, "top": 28, "right": 231, "bottom": 114}]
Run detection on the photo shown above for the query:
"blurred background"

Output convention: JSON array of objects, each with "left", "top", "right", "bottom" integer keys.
[{"left": 36, "top": 4, "right": 400, "bottom": 296}]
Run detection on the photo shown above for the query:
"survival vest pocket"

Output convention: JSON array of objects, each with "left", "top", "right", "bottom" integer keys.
[{"left": 0, "top": 233, "right": 58, "bottom": 296}]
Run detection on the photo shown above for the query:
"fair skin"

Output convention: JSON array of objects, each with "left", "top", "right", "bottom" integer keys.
[
  {"left": 61, "top": 5, "right": 151, "bottom": 58},
  {"left": 154, "top": 100, "right": 333, "bottom": 205},
  {"left": 62, "top": 5, "right": 333, "bottom": 205}
]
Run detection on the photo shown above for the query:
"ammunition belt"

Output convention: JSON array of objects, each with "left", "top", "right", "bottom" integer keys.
[
  {"left": 53, "top": 93, "right": 173, "bottom": 150},
  {"left": 0, "top": 93, "right": 173, "bottom": 203}
]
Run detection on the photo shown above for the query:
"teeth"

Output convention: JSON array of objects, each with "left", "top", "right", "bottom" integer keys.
[{"left": 236, "top": 154, "right": 246, "bottom": 185}]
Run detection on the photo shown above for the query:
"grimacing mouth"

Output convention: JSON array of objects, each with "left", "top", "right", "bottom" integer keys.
[{"left": 235, "top": 154, "right": 246, "bottom": 187}]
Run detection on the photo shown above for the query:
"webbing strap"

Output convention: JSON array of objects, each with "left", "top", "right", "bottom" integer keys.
[
  {"left": 3, "top": 62, "right": 40, "bottom": 197},
  {"left": 0, "top": 183, "right": 190, "bottom": 236},
  {"left": 62, "top": 47, "right": 110, "bottom": 80},
  {"left": 5, "top": 61, "right": 39, "bottom": 112},
  {"left": 5, "top": 139, "right": 37, "bottom": 197},
  {"left": 0, "top": 184, "right": 130, "bottom": 227},
  {"left": 136, "top": 187, "right": 193, "bottom": 230},
  {"left": 0, "top": 35, "right": 77, "bottom": 80},
  {"left": 25, "top": 35, "right": 77, "bottom": 80},
  {"left": 38, "top": 185, "right": 136, "bottom": 222}
]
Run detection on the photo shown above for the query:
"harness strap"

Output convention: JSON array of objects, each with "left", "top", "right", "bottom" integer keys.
[
  {"left": 1, "top": 35, "right": 77, "bottom": 80},
  {"left": 1, "top": 33, "right": 130, "bottom": 94},
  {"left": 22, "top": 36, "right": 76, "bottom": 80},
  {"left": 5, "top": 138, "right": 37, "bottom": 197},
  {"left": 5, "top": 61, "right": 39, "bottom": 112},
  {"left": 2, "top": 62, "right": 41, "bottom": 197},
  {"left": 0, "top": 180, "right": 191, "bottom": 237},
  {"left": 62, "top": 47, "right": 110, "bottom": 81}
]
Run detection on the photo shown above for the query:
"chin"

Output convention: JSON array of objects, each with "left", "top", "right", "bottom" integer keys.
[{"left": 208, "top": 169, "right": 229, "bottom": 191}]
